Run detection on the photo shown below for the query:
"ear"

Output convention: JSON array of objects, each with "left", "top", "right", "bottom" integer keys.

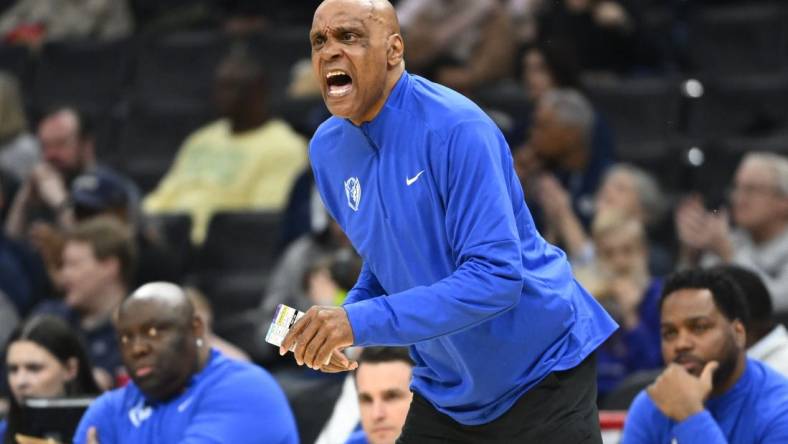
[
  {"left": 192, "top": 314, "right": 206, "bottom": 340},
  {"left": 64, "top": 357, "right": 79, "bottom": 382},
  {"left": 732, "top": 319, "right": 747, "bottom": 349},
  {"left": 387, "top": 33, "right": 404, "bottom": 68}
]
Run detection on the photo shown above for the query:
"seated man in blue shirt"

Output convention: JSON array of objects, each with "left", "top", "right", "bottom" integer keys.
[
  {"left": 74, "top": 282, "right": 299, "bottom": 444},
  {"left": 622, "top": 268, "right": 788, "bottom": 443},
  {"left": 346, "top": 347, "right": 413, "bottom": 444}
]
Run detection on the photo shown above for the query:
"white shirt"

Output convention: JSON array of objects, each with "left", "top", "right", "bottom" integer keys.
[{"left": 748, "top": 324, "right": 788, "bottom": 377}]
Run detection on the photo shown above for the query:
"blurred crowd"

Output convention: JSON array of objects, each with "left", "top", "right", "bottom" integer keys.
[{"left": 0, "top": 0, "right": 787, "bottom": 443}]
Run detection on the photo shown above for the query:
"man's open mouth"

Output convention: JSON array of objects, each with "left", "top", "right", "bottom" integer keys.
[{"left": 326, "top": 70, "right": 353, "bottom": 97}]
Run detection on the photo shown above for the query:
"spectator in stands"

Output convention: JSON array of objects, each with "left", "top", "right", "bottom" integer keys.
[
  {"left": 396, "top": 0, "right": 516, "bottom": 93},
  {"left": 4, "top": 107, "right": 139, "bottom": 269},
  {"left": 306, "top": 250, "right": 362, "bottom": 308},
  {"left": 33, "top": 216, "right": 136, "bottom": 388},
  {"left": 1, "top": 315, "right": 101, "bottom": 442},
  {"left": 574, "top": 211, "right": 663, "bottom": 398},
  {"left": 716, "top": 264, "right": 788, "bottom": 377},
  {"left": 516, "top": 88, "right": 615, "bottom": 230},
  {"left": 520, "top": 41, "right": 581, "bottom": 103},
  {"left": 537, "top": 163, "right": 671, "bottom": 276},
  {"left": 536, "top": 0, "right": 661, "bottom": 74},
  {"left": 621, "top": 268, "right": 788, "bottom": 443},
  {"left": 144, "top": 45, "right": 307, "bottom": 244},
  {"left": 184, "top": 286, "right": 250, "bottom": 362},
  {"left": 0, "top": 174, "right": 51, "bottom": 317},
  {"left": 69, "top": 169, "right": 181, "bottom": 287},
  {"left": 676, "top": 152, "right": 788, "bottom": 312},
  {"left": 0, "top": 72, "right": 39, "bottom": 182},
  {"left": 0, "top": 0, "right": 131, "bottom": 47},
  {"left": 346, "top": 347, "right": 414, "bottom": 444},
  {"left": 74, "top": 282, "right": 298, "bottom": 444}
]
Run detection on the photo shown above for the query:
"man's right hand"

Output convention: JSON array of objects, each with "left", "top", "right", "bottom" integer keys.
[{"left": 30, "top": 163, "right": 68, "bottom": 210}]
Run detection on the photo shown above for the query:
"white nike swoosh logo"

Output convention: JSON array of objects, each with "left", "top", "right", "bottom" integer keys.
[
  {"left": 177, "top": 397, "right": 194, "bottom": 412},
  {"left": 406, "top": 170, "right": 425, "bottom": 186}
]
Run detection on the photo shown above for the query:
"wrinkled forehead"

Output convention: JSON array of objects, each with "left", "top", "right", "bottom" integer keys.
[{"left": 312, "top": 0, "right": 380, "bottom": 33}]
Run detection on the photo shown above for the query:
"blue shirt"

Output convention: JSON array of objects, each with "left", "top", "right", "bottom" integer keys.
[
  {"left": 344, "top": 429, "right": 367, "bottom": 444},
  {"left": 73, "top": 349, "right": 299, "bottom": 444},
  {"left": 622, "top": 358, "right": 788, "bottom": 443},
  {"left": 310, "top": 72, "right": 617, "bottom": 425}
]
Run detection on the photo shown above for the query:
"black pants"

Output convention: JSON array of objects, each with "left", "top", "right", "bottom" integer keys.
[{"left": 397, "top": 354, "right": 602, "bottom": 444}]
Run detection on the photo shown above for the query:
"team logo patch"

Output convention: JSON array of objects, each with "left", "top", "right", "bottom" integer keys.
[
  {"left": 129, "top": 401, "right": 152, "bottom": 427},
  {"left": 344, "top": 177, "right": 361, "bottom": 211}
]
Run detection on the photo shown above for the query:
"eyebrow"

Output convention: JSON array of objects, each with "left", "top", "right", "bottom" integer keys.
[
  {"left": 661, "top": 315, "right": 713, "bottom": 328},
  {"left": 311, "top": 20, "right": 367, "bottom": 38}
]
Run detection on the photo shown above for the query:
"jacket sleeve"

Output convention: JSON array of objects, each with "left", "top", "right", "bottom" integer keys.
[
  {"left": 671, "top": 411, "right": 729, "bottom": 443},
  {"left": 343, "top": 261, "right": 387, "bottom": 305},
  {"left": 343, "top": 119, "right": 524, "bottom": 345}
]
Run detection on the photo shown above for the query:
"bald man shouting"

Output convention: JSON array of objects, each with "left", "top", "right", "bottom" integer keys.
[
  {"left": 75, "top": 283, "right": 298, "bottom": 444},
  {"left": 280, "top": 0, "right": 618, "bottom": 442}
]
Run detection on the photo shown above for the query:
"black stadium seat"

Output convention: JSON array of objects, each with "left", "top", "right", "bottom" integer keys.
[
  {"left": 198, "top": 210, "right": 282, "bottom": 273},
  {"left": 133, "top": 31, "right": 229, "bottom": 110},
  {"left": 144, "top": 212, "right": 194, "bottom": 275},
  {"left": 689, "top": 74, "right": 788, "bottom": 139},
  {"left": 0, "top": 44, "right": 31, "bottom": 86},
  {"left": 32, "top": 38, "right": 132, "bottom": 115},
  {"left": 191, "top": 211, "right": 282, "bottom": 317},
  {"left": 688, "top": 3, "right": 787, "bottom": 76},
  {"left": 584, "top": 76, "right": 681, "bottom": 161},
  {"left": 248, "top": 27, "right": 311, "bottom": 104}
]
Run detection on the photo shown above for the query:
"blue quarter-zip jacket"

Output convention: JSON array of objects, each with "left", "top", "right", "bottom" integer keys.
[{"left": 310, "top": 72, "right": 617, "bottom": 425}]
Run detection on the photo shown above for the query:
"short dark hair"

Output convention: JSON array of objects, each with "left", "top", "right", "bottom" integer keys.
[
  {"left": 660, "top": 268, "right": 750, "bottom": 326},
  {"left": 712, "top": 265, "right": 772, "bottom": 324},
  {"left": 357, "top": 346, "right": 413, "bottom": 367}
]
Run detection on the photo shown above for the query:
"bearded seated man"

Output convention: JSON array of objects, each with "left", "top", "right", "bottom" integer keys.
[
  {"left": 73, "top": 282, "right": 299, "bottom": 444},
  {"left": 621, "top": 269, "right": 788, "bottom": 444}
]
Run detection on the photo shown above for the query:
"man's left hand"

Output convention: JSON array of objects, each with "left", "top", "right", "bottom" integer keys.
[
  {"left": 647, "top": 361, "right": 718, "bottom": 421},
  {"left": 87, "top": 427, "right": 100, "bottom": 444},
  {"left": 279, "top": 306, "right": 356, "bottom": 370}
]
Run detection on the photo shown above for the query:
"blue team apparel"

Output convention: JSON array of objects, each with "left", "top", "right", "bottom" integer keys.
[
  {"left": 622, "top": 358, "right": 788, "bottom": 443},
  {"left": 73, "top": 349, "right": 299, "bottom": 444},
  {"left": 310, "top": 72, "right": 618, "bottom": 425},
  {"left": 345, "top": 429, "right": 367, "bottom": 444}
]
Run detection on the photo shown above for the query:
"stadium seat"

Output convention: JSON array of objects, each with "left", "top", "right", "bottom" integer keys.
[
  {"left": 688, "top": 74, "right": 788, "bottom": 139},
  {"left": 248, "top": 26, "right": 311, "bottom": 105},
  {"left": 584, "top": 76, "right": 682, "bottom": 161},
  {"left": 191, "top": 211, "right": 282, "bottom": 317},
  {"left": 32, "top": 38, "right": 132, "bottom": 116},
  {"left": 0, "top": 44, "right": 31, "bottom": 91},
  {"left": 133, "top": 31, "right": 229, "bottom": 110},
  {"left": 144, "top": 212, "right": 194, "bottom": 275},
  {"left": 688, "top": 3, "right": 787, "bottom": 76}
]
